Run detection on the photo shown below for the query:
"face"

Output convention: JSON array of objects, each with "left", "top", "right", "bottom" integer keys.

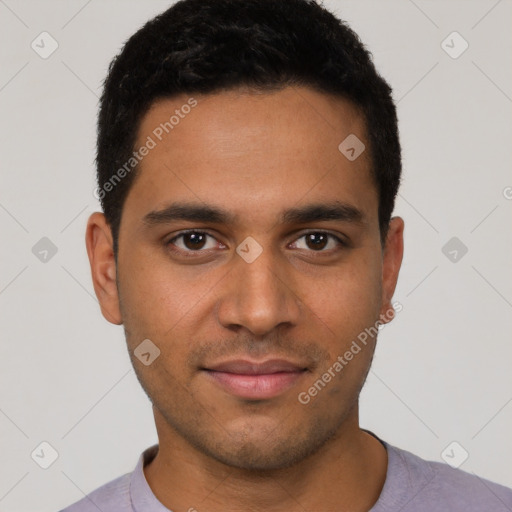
[{"left": 86, "top": 86, "right": 403, "bottom": 471}]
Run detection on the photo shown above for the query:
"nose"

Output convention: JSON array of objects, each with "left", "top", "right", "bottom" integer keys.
[{"left": 215, "top": 245, "right": 302, "bottom": 337}]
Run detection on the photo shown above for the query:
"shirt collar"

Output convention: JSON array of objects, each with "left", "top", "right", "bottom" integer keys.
[
  {"left": 129, "top": 434, "right": 410, "bottom": 512},
  {"left": 130, "top": 444, "right": 172, "bottom": 512}
]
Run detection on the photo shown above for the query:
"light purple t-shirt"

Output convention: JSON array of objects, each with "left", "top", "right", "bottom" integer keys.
[{"left": 60, "top": 433, "right": 512, "bottom": 511}]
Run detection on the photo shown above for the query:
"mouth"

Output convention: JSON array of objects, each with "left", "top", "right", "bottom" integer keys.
[{"left": 201, "top": 359, "right": 309, "bottom": 400}]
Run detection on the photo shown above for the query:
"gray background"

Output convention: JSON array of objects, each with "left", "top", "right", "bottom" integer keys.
[{"left": 0, "top": 0, "right": 511, "bottom": 510}]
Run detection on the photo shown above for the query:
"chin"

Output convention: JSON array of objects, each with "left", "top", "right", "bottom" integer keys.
[{"left": 198, "top": 418, "right": 340, "bottom": 472}]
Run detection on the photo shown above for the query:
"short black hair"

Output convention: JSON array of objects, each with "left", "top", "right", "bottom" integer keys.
[{"left": 96, "top": 0, "right": 401, "bottom": 257}]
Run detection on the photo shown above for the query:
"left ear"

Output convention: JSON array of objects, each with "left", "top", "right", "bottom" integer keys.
[{"left": 379, "top": 216, "right": 404, "bottom": 323}]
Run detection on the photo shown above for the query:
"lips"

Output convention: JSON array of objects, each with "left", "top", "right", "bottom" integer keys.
[
  {"left": 207, "top": 359, "right": 306, "bottom": 375},
  {"left": 202, "top": 358, "right": 308, "bottom": 400}
]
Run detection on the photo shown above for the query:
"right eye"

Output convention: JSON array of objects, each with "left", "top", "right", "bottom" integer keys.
[{"left": 166, "top": 230, "right": 226, "bottom": 255}]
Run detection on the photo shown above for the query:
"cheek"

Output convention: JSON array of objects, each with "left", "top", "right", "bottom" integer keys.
[
  {"left": 119, "top": 268, "right": 202, "bottom": 390},
  {"left": 118, "top": 253, "right": 201, "bottom": 345},
  {"left": 301, "top": 267, "right": 382, "bottom": 406},
  {"left": 308, "top": 254, "right": 383, "bottom": 338}
]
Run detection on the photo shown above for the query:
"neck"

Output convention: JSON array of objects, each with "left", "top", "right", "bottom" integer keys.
[{"left": 144, "top": 405, "right": 388, "bottom": 512}]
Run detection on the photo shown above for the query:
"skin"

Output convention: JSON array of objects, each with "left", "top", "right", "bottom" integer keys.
[{"left": 86, "top": 86, "right": 404, "bottom": 511}]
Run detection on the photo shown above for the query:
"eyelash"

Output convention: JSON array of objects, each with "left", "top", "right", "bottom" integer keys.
[{"left": 165, "top": 229, "right": 347, "bottom": 257}]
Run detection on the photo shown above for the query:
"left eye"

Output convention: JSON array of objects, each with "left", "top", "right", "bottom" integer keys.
[{"left": 290, "top": 232, "right": 343, "bottom": 252}]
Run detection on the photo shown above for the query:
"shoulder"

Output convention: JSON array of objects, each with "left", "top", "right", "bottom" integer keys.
[
  {"left": 58, "top": 445, "right": 158, "bottom": 512},
  {"left": 59, "top": 472, "right": 132, "bottom": 512},
  {"left": 379, "top": 442, "right": 512, "bottom": 511}
]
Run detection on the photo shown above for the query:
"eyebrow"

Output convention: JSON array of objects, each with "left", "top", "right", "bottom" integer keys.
[{"left": 142, "top": 200, "right": 366, "bottom": 227}]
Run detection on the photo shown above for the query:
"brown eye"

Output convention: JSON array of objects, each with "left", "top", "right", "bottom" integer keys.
[
  {"left": 182, "top": 232, "right": 207, "bottom": 250},
  {"left": 305, "top": 233, "right": 328, "bottom": 250},
  {"left": 291, "top": 232, "right": 344, "bottom": 252},
  {"left": 168, "top": 231, "right": 219, "bottom": 252}
]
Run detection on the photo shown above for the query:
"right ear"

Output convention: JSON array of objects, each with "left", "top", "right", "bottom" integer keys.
[{"left": 85, "top": 212, "right": 123, "bottom": 325}]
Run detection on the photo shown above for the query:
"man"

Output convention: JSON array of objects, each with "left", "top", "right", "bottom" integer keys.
[{"left": 62, "top": 0, "right": 512, "bottom": 510}]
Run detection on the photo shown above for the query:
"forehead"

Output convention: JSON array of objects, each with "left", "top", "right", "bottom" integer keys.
[{"left": 122, "top": 86, "right": 377, "bottom": 229}]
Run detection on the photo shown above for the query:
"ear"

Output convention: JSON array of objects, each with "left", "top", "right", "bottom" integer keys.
[
  {"left": 379, "top": 216, "right": 404, "bottom": 324},
  {"left": 85, "top": 212, "right": 123, "bottom": 325}
]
